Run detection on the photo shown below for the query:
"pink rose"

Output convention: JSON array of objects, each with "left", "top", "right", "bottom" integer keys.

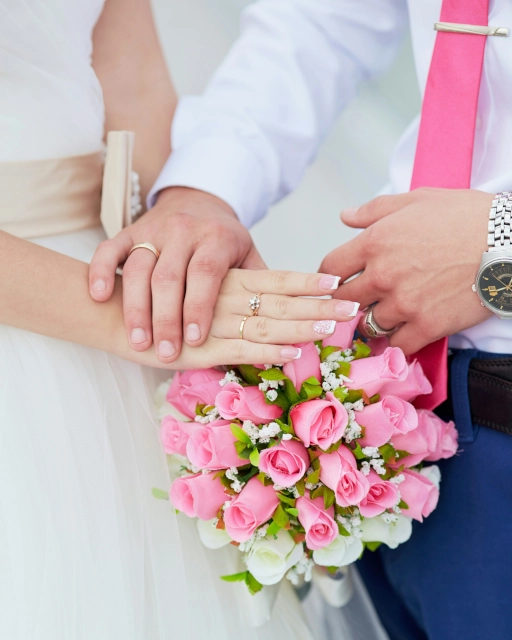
[
  {"left": 358, "top": 396, "right": 418, "bottom": 448},
  {"left": 259, "top": 439, "right": 310, "bottom": 487},
  {"left": 224, "top": 477, "right": 279, "bottom": 542},
  {"left": 160, "top": 415, "right": 194, "bottom": 456},
  {"left": 216, "top": 382, "right": 282, "bottom": 424},
  {"left": 186, "top": 420, "right": 246, "bottom": 470},
  {"left": 347, "top": 347, "right": 408, "bottom": 397},
  {"left": 283, "top": 342, "right": 321, "bottom": 392},
  {"left": 380, "top": 360, "right": 433, "bottom": 402},
  {"left": 321, "top": 312, "right": 361, "bottom": 349},
  {"left": 170, "top": 473, "right": 227, "bottom": 520},
  {"left": 290, "top": 392, "right": 348, "bottom": 450},
  {"left": 296, "top": 493, "right": 337, "bottom": 550},
  {"left": 167, "top": 369, "right": 224, "bottom": 419},
  {"left": 392, "top": 410, "right": 458, "bottom": 467},
  {"left": 319, "top": 446, "right": 370, "bottom": 507},
  {"left": 358, "top": 471, "right": 400, "bottom": 517},
  {"left": 366, "top": 337, "right": 390, "bottom": 357},
  {"left": 399, "top": 469, "right": 439, "bottom": 522}
]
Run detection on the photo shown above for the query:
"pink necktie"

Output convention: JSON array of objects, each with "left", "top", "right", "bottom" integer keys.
[{"left": 411, "top": 0, "right": 489, "bottom": 411}]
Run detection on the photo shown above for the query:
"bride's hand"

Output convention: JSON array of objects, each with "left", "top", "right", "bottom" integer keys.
[{"left": 116, "top": 268, "right": 360, "bottom": 369}]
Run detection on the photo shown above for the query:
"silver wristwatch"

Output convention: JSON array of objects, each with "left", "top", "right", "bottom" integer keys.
[{"left": 473, "top": 191, "right": 512, "bottom": 318}]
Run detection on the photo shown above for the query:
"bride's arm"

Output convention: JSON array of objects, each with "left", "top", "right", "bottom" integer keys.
[
  {"left": 0, "top": 231, "right": 357, "bottom": 368},
  {"left": 92, "top": 0, "right": 177, "bottom": 202}
]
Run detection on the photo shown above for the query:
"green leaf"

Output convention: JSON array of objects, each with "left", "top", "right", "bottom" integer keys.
[
  {"left": 398, "top": 499, "right": 409, "bottom": 510},
  {"left": 333, "top": 387, "right": 349, "bottom": 402},
  {"left": 338, "top": 523, "right": 351, "bottom": 537},
  {"left": 351, "top": 442, "right": 367, "bottom": 460},
  {"left": 323, "top": 486, "right": 336, "bottom": 510},
  {"left": 365, "top": 541, "right": 382, "bottom": 552},
  {"left": 234, "top": 441, "right": 251, "bottom": 459},
  {"left": 276, "top": 418, "right": 295, "bottom": 436},
  {"left": 249, "top": 448, "right": 260, "bottom": 467},
  {"left": 311, "top": 456, "right": 321, "bottom": 471},
  {"left": 295, "top": 477, "right": 306, "bottom": 496},
  {"left": 238, "top": 364, "right": 263, "bottom": 385},
  {"left": 334, "top": 361, "right": 352, "bottom": 378},
  {"left": 352, "top": 340, "right": 372, "bottom": 360},
  {"left": 221, "top": 571, "right": 248, "bottom": 583},
  {"left": 195, "top": 403, "right": 206, "bottom": 416},
  {"left": 310, "top": 485, "right": 324, "bottom": 501},
  {"left": 286, "top": 507, "right": 299, "bottom": 517},
  {"left": 320, "top": 440, "right": 342, "bottom": 454},
  {"left": 307, "top": 468, "right": 321, "bottom": 485},
  {"left": 266, "top": 388, "right": 290, "bottom": 412},
  {"left": 345, "top": 389, "right": 363, "bottom": 403},
  {"left": 230, "top": 424, "right": 253, "bottom": 446},
  {"left": 219, "top": 473, "right": 234, "bottom": 491},
  {"left": 259, "top": 368, "right": 287, "bottom": 381},
  {"left": 378, "top": 443, "right": 397, "bottom": 464},
  {"left": 282, "top": 379, "right": 301, "bottom": 405},
  {"left": 277, "top": 493, "right": 296, "bottom": 507},
  {"left": 239, "top": 466, "right": 260, "bottom": 484},
  {"left": 369, "top": 393, "right": 381, "bottom": 404},
  {"left": 151, "top": 487, "right": 169, "bottom": 501},
  {"left": 299, "top": 377, "right": 323, "bottom": 401},
  {"left": 272, "top": 503, "right": 290, "bottom": 528},
  {"left": 320, "top": 346, "right": 342, "bottom": 362},
  {"left": 245, "top": 572, "right": 263, "bottom": 595},
  {"left": 267, "top": 520, "right": 281, "bottom": 537}
]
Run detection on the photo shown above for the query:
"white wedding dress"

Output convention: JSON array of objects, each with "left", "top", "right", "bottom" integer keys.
[{"left": 0, "top": 2, "right": 314, "bottom": 638}]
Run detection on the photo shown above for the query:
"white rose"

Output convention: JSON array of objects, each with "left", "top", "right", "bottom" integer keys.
[
  {"left": 420, "top": 464, "right": 441, "bottom": 490},
  {"left": 313, "top": 535, "right": 363, "bottom": 567},
  {"left": 246, "top": 530, "right": 304, "bottom": 585},
  {"left": 360, "top": 515, "right": 412, "bottom": 549},
  {"left": 197, "top": 518, "right": 231, "bottom": 549}
]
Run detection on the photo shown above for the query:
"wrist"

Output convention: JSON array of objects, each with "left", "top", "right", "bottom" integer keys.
[{"left": 154, "top": 186, "right": 238, "bottom": 220}]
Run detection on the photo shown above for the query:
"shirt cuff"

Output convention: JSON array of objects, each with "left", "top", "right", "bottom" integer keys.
[{"left": 146, "top": 136, "right": 275, "bottom": 229}]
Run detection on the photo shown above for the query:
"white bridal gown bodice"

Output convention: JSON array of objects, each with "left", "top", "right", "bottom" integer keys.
[{"left": 0, "top": 2, "right": 314, "bottom": 638}]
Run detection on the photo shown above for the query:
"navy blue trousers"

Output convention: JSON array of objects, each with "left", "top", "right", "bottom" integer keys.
[{"left": 358, "top": 349, "right": 512, "bottom": 640}]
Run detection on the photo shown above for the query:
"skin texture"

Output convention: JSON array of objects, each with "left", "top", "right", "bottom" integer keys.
[{"left": 320, "top": 188, "right": 494, "bottom": 354}]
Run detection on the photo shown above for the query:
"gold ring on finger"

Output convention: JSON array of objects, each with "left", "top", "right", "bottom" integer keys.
[
  {"left": 128, "top": 242, "right": 161, "bottom": 260},
  {"left": 249, "top": 293, "right": 262, "bottom": 316},
  {"left": 239, "top": 316, "right": 249, "bottom": 340}
]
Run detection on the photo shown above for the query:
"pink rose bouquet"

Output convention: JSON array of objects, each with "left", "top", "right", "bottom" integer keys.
[{"left": 155, "top": 321, "right": 457, "bottom": 600}]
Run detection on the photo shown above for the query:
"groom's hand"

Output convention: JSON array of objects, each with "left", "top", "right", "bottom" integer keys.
[
  {"left": 319, "top": 188, "right": 494, "bottom": 354},
  {"left": 89, "top": 186, "right": 265, "bottom": 363}
]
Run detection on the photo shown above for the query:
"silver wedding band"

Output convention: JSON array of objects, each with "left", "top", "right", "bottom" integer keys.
[
  {"left": 360, "top": 303, "right": 397, "bottom": 339},
  {"left": 128, "top": 242, "right": 161, "bottom": 260}
]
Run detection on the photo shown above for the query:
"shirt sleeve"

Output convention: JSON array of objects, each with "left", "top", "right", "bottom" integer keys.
[{"left": 148, "top": 0, "right": 409, "bottom": 227}]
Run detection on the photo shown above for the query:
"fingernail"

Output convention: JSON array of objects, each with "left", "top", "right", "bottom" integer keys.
[
  {"left": 343, "top": 207, "right": 359, "bottom": 217},
  {"left": 92, "top": 279, "right": 107, "bottom": 292},
  {"left": 131, "top": 328, "right": 147, "bottom": 344},
  {"left": 319, "top": 275, "right": 341, "bottom": 291},
  {"left": 335, "top": 301, "right": 360, "bottom": 317},
  {"left": 186, "top": 323, "right": 201, "bottom": 342},
  {"left": 280, "top": 347, "right": 302, "bottom": 360},
  {"left": 158, "top": 341, "right": 176, "bottom": 358},
  {"left": 313, "top": 320, "right": 337, "bottom": 335}
]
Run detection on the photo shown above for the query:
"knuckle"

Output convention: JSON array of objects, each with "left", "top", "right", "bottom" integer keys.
[
  {"left": 170, "top": 211, "right": 196, "bottom": 232},
  {"left": 189, "top": 256, "right": 222, "bottom": 279},
  {"left": 270, "top": 270, "right": 290, "bottom": 293},
  {"left": 253, "top": 316, "right": 270, "bottom": 340},
  {"left": 123, "top": 260, "right": 150, "bottom": 281},
  {"left": 124, "top": 303, "right": 146, "bottom": 322},
  {"left": 151, "top": 268, "right": 181, "bottom": 289},
  {"left": 275, "top": 296, "right": 292, "bottom": 317},
  {"left": 185, "top": 300, "right": 206, "bottom": 320},
  {"left": 370, "top": 268, "right": 393, "bottom": 293},
  {"left": 232, "top": 340, "right": 248, "bottom": 362},
  {"left": 367, "top": 195, "right": 388, "bottom": 217}
]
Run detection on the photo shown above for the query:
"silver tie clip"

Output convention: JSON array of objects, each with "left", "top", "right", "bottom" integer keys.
[{"left": 434, "top": 22, "right": 509, "bottom": 37}]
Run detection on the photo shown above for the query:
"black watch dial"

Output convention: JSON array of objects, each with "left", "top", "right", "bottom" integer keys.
[{"left": 478, "top": 260, "right": 512, "bottom": 313}]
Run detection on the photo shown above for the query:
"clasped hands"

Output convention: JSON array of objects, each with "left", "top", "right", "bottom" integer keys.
[{"left": 88, "top": 185, "right": 494, "bottom": 367}]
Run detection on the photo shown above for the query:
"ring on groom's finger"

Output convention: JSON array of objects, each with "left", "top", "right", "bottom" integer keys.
[
  {"left": 128, "top": 242, "right": 160, "bottom": 260},
  {"left": 239, "top": 316, "right": 249, "bottom": 340},
  {"left": 359, "top": 303, "right": 398, "bottom": 339},
  {"left": 249, "top": 293, "right": 262, "bottom": 316}
]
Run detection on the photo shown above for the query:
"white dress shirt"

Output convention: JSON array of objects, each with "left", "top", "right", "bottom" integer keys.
[{"left": 150, "top": 0, "right": 512, "bottom": 354}]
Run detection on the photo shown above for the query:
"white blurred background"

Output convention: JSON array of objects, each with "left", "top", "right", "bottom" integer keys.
[{"left": 152, "top": 0, "right": 420, "bottom": 272}]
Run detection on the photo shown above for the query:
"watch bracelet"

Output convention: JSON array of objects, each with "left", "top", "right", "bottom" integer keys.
[{"left": 488, "top": 191, "right": 512, "bottom": 251}]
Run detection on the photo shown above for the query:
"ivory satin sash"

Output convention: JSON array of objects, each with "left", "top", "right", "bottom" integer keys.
[{"left": 0, "top": 131, "right": 137, "bottom": 240}]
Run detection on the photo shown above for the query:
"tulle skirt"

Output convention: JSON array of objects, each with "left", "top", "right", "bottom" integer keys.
[{"left": 0, "top": 228, "right": 313, "bottom": 639}]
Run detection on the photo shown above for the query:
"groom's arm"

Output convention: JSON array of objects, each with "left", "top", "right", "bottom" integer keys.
[{"left": 149, "top": 0, "right": 409, "bottom": 227}]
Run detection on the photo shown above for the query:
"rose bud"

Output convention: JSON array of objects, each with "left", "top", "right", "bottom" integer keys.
[
  {"left": 224, "top": 477, "right": 280, "bottom": 542},
  {"left": 167, "top": 368, "right": 224, "bottom": 419},
  {"left": 347, "top": 347, "right": 408, "bottom": 398},
  {"left": 319, "top": 446, "right": 370, "bottom": 507},
  {"left": 283, "top": 341, "right": 321, "bottom": 392},
  {"left": 358, "top": 396, "right": 418, "bottom": 448},
  {"left": 380, "top": 359, "right": 433, "bottom": 402},
  {"left": 296, "top": 492, "right": 338, "bottom": 550},
  {"left": 290, "top": 392, "right": 348, "bottom": 450},
  {"left": 216, "top": 382, "right": 282, "bottom": 424},
  {"left": 358, "top": 471, "right": 400, "bottom": 517},
  {"left": 186, "top": 420, "right": 246, "bottom": 470},
  {"left": 259, "top": 439, "right": 310, "bottom": 487},
  {"left": 399, "top": 469, "right": 439, "bottom": 522},
  {"left": 321, "top": 313, "right": 361, "bottom": 350},
  {"left": 170, "top": 473, "right": 227, "bottom": 520},
  {"left": 160, "top": 415, "right": 194, "bottom": 456}
]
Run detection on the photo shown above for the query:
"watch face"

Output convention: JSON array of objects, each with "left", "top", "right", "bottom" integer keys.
[{"left": 478, "top": 260, "right": 512, "bottom": 314}]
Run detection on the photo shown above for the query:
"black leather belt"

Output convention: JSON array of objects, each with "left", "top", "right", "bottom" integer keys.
[{"left": 436, "top": 356, "right": 512, "bottom": 436}]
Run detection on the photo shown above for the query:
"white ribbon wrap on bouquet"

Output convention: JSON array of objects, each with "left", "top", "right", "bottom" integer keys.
[
  {"left": 311, "top": 565, "right": 354, "bottom": 608},
  {"left": 237, "top": 583, "right": 281, "bottom": 628},
  {"left": 100, "top": 130, "right": 136, "bottom": 239}
]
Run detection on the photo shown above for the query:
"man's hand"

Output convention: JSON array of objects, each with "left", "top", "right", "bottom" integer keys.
[
  {"left": 89, "top": 187, "right": 264, "bottom": 363},
  {"left": 320, "top": 188, "right": 495, "bottom": 354}
]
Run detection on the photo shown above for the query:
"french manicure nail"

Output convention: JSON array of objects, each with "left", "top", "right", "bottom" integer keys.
[
  {"left": 131, "top": 327, "right": 147, "bottom": 344},
  {"left": 92, "top": 279, "right": 107, "bottom": 292},
  {"left": 280, "top": 347, "right": 302, "bottom": 360},
  {"left": 313, "top": 320, "right": 337, "bottom": 335},
  {"left": 342, "top": 207, "right": 359, "bottom": 217},
  {"left": 319, "top": 275, "right": 341, "bottom": 291},
  {"left": 158, "top": 340, "right": 176, "bottom": 358},
  {"left": 335, "top": 301, "right": 360, "bottom": 317},
  {"left": 186, "top": 323, "right": 201, "bottom": 342}
]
